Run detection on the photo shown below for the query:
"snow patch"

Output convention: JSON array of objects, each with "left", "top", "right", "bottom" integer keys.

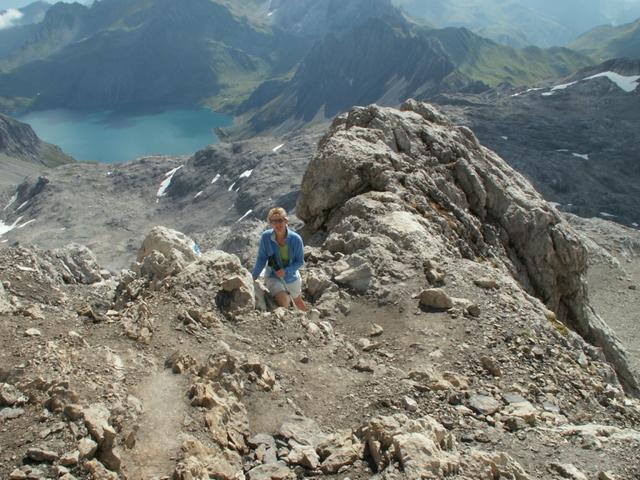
[
  {"left": 156, "top": 165, "right": 184, "bottom": 198},
  {"left": 272, "top": 144, "right": 284, "bottom": 153},
  {"left": 236, "top": 210, "right": 253, "bottom": 222},
  {"left": 599, "top": 212, "right": 616, "bottom": 218},
  {"left": 194, "top": 191, "right": 203, "bottom": 199},
  {"left": 3, "top": 193, "right": 17, "bottom": 211},
  {"left": 511, "top": 87, "right": 543, "bottom": 97},
  {"left": 211, "top": 174, "right": 221, "bottom": 184},
  {"left": 17, "top": 201, "right": 29, "bottom": 211},
  {"left": 16, "top": 218, "right": 35, "bottom": 229},
  {"left": 228, "top": 181, "right": 237, "bottom": 192},
  {"left": 501, "top": 136, "right": 508, "bottom": 140},
  {"left": 239, "top": 169, "right": 253, "bottom": 179},
  {"left": 572, "top": 153, "right": 589, "bottom": 160},
  {"left": 0, "top": 216, "right": 24, "bottom": 236},
  {"left": 583, "top": 71, "right": 640, "bottom": 92},
  {"left": 633, "top": 223, "right": 639, "bottom": 228},
  {"left": 542, "top": 71, "right": 639, "bottom": 97}
]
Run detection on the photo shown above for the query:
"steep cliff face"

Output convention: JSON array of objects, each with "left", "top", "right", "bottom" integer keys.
[
  {"left": 297, "top": 100, "right": 638, "bottom": 395},
  {"left": 0, "top": 113, "right": 73, "bottom": 185}
]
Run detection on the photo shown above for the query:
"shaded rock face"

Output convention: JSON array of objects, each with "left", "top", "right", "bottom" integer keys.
[{"left": 297, "top": 100, "right": 638, "bottom": 395}]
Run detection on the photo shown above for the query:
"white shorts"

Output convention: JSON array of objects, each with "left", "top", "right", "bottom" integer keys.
[{"left": 265, "top": 276, "right": 302, "bottom": 298}]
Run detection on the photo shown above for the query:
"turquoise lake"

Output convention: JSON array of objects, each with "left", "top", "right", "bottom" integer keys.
[{"left": 18, "top": 108, "right": 233, "bottom": 164}]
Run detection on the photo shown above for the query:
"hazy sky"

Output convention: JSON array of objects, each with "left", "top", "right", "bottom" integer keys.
[{"left": 1, "top": 0, "right": 92, "bottom": 9}]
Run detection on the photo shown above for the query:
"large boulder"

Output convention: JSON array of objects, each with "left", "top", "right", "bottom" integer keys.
[
  {"left": 297, "top": 100, "right": 638, "bottom": 396},
  {"left": 136, "top": 226, "right": 199, "bottom": 283}
]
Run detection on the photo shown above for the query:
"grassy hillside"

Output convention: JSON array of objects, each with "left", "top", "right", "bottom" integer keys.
[{"left": 570, "top": 17, "right": 640, "bottom": 61}]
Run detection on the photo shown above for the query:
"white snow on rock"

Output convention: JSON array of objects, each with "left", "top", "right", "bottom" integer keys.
[
  {"left": 194, "top": 191, "right": 203, "bottom": 199},
  {"left": 511, "top": 87, "right": 543, "bottom": 97},
  {"left": 3, "top": 193, "right": 17, "bottom": 211},
  {"left": 583, "top": 71, "right": 640, "bottom": 92},
  {"left": 633, "top": 223, "right": 639, "bottom": 228},
  {"left": 156, "top": 165, "right": 184, "bottom": 198},
  {"left": 542, "top": 81, "right": 578, "bottom": 96},
  {"left": 237, "top": 210, "right": 253, "bottom": 222},
  {"left": 272, "top": 144, "right": 285, "bottom": 152},
  {"left": 228, "top": 170, "right": 254, "bottom": 192},
  {"left": 17, "top": 201, "right": 29, "bottom": 211},
  {"left": 501, "top": 136, "right": 508, "bottom": 140},
  {"left": 0, "top": 216, "right": 22, "bottom": 236},
  {"left": 16, "top": 219, "right": 36, "bottom": 229},
  {"left": 211, "top": 174, "right": 221, "bottom": 184},
  {"left": 599, "top": 212, "right": 616, "bottom": 218},
  {"left": 542, "top": 71, "right": 640, "bottom": 97},
  {"left": 572, "top": 153, "right": 590, "bottom": 160}
]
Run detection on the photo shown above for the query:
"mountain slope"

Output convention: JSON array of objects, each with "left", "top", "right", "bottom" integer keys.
[
  {"left": 238, "top": 18, "right": 592, "bottom": 134},
  {"left": 570, "top": 17, "right": 640, "bottom": 61},
  {"left": 0, "top": 112, "right": 74, "bottom": 186},
  {"left": 438, "top": 58, "right": 640, "bottom": 227},
  {"left": 1, "top": 101, "right": 639, "bottom": 480},
  {"left": 0, "top": 0, "right": 311, "bottom": 113},
  {"left": 392, "top": 0, "right": 640, "bottom": 47}
]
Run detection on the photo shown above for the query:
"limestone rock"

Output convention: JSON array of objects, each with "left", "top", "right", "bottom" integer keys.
[
  {"left": 25, "top": 447, "right": 59, "bottom": 463},
  {"left": 82, "top": 404, "right": 111, "bottom": 445},
  {"left": 53, "top": 244, "right": 103, "bottom": 284},
  {"left": 0, "top": 383, "right": 27, "bottom": 406},
  {"left": 247, "top": 462, "right": 296, "bottom": 480},
  {"left": 419, "top": 289, "right": 453, "bottom": 310},
  {"left": 549, "top": 463, "right": 589, "bottom": 480},
  {"left": 278, "top": 415, "right": 326, "bottom": 447},
  {"left": 295, "top": 100, "right": 639, "bottom": 395},
  {"left": 84, "top": 459, "right": 117, "bottom": 480},
  {"left": 136, "top": 226, "right": 198, "bottom": 282},
  {"left": 468, "top": 395, "right": 502, "bottom": 415}
]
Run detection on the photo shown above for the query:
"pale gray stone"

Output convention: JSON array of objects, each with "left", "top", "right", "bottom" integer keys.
[
  {"left": 419, "top": 289, "right": 453, "bottom": 310},
  {"left": 247, "top": 461, "right": 296, "bottom": 480},
  {"left": 468, "top": 395, "right": 502, "bottom": 415}
]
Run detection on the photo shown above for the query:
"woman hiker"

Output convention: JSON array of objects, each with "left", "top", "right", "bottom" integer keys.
[{"left": 252, "top": 207, "right": 306, "bottom": 311}]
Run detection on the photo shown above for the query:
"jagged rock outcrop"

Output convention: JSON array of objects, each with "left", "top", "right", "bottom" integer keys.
[{"left": 297, "top": 99, "right": 639, "bottom": 396}]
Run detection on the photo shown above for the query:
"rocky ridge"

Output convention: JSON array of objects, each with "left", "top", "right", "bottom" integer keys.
[
  {"left": 1, "top": 102, "right": 639, "bottom": 479},
  {"left": 0, "top": 113, "right": 74, "bottom": 186}
]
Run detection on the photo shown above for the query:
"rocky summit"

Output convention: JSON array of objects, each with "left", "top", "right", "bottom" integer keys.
[{"left": 1, "top": 102, "right": 639, "bottom": 480}]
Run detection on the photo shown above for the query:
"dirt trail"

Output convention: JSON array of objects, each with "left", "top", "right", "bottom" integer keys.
[{"left": 123, "top": 369, "right": 188, "bottom": 480}]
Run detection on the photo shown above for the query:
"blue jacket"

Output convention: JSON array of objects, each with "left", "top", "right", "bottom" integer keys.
[{"left": 252, "top": 228, "right": 304, "bottom": 283}]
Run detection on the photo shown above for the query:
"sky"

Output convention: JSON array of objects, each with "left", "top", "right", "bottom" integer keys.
[{"left": 1, "top": 0, "right": 92, "bottom": 9}]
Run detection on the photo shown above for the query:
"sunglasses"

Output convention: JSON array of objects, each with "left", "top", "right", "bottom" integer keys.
[{"left": 270, "top": 218, "right": 285, "bottom": 224}]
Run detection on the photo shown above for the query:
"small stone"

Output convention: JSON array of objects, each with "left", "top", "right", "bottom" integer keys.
[
  {"left": 468, "top": 394, "right": 502, "bottom": 415},
  {"left": 548, "top": 463, "right": 588, "bottom": 480},
  {"left": 628, "top": 285, "right": 637, "bottom": 291},
  {"left": 25, "top": 328, "right": 42, "bottom": 337},
  {"left": 369, "top": 324, "right": 384, "bottom": 337},
  {"left": 474, "top": 277, "right": 498, "bottom": 289},
  {"left": 598, "top": 471, "right": 617, "bottom": 480},
  {"left": 9, "top": 469, "right": 27, "bottom": 480},
  {"left": 466, "top": 303, "right": 481, "bottom": 317},
  {"left": 480, "top": 356, "right": 502, "bottom": 377},
  {"left": 26, "top": 447, "right": 59, "bottom": 462},
  {"left": 402, "top": 396, "right": 418, "bottom": 412},
  {"left": 79, "top": 438, "right": 98, "bottom": 459},
  {"left": 419, "top": 289, "right": 453, "bottom": 309},
  {"left": 353, "top": 358, "right": 376, "bottom": 373},
  {"left": 61, "top": 450, "right": 80, "bottom": 466}
]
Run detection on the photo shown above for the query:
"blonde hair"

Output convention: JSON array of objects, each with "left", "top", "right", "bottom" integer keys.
[{"left": 267, "top": 207, "right": 288, "bottom": 222}]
